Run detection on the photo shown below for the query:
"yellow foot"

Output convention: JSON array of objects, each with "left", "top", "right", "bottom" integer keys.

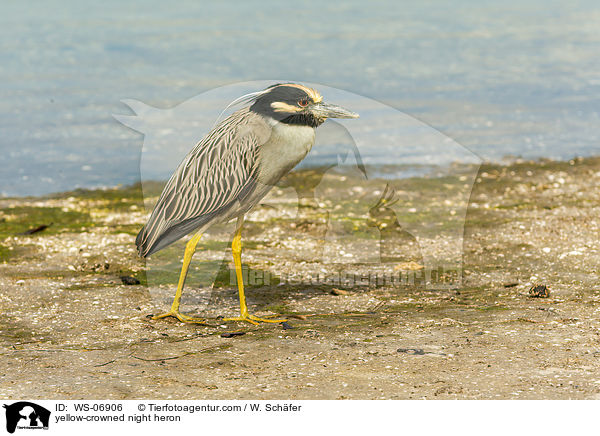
[
  {"left": 223, "top": 313, "right": 287, "bottom": 326},
  {"left": 152, "top": 310, "right": 209, "bottom": 324}
]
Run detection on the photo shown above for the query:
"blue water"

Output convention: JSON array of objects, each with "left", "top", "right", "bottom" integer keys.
[{"left": 1, "top": 0, "right": 599, "bottom": 196}]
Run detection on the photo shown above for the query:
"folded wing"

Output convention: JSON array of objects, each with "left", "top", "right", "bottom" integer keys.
[{"left": 136, "top": 109, "right": 271, "bottom": 257}]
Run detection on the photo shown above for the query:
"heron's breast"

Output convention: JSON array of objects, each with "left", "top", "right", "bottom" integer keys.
[{"left": 257, "top": 124, "right": 315, "bottom": 185}]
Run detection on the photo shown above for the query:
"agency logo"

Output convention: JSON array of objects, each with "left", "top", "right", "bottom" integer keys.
[{"left": 2, "top": 402, "right": 50, "bottom": 434}]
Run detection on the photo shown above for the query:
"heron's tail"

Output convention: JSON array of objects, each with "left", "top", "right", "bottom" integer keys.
[
  {"left": 136, "top": 226, "right": 151, "bottom": 258},
  {"left": 136, "top": 222, "right": 167, "bottom": 258},
  {"left": 135, "top": 211, "right": 172, "bottom": 257},
  {"left": 136, "top": 214, "right": 209, "bottom": 258},
  {"left": 135, "top": 222, "right": 175, "bottom": 258}
]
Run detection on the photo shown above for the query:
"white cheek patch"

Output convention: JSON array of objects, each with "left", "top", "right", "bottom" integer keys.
[{"left": 270, "top": 101, "right": 302, "bottom": 113}]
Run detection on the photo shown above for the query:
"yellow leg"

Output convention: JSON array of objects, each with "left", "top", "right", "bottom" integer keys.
[
  {"left": 224, "top": 216, "right": 286, "bottom": 325},
  {"left": 152, "top": 231, "right": 208, "bottom": 324}
]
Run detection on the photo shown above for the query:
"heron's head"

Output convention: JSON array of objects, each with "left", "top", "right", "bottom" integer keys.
[{"left": 250, "top": 83, "right": 359, "bottom": 127}]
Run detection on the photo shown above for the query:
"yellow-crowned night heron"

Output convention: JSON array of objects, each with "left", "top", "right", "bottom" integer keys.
[{"left": 136, "top": 83, "right": 359, "bottom": 325}]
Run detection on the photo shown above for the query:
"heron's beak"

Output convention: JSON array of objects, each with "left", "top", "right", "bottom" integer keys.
[{"left": 310, "top": 102, "right": 359, "bottom": 119}]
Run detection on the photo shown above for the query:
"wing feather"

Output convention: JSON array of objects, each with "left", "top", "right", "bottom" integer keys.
[{"left": 136, "top": 108, "right": 271, "bottom": 257}]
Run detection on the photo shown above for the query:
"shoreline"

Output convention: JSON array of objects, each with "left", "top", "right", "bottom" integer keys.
[{"left": 2, "top": 154, "right": 596, "bottom": 201}]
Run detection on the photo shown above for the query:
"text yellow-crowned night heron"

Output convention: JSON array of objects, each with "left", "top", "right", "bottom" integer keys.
[{"left": 136, "top": 83, "right": 359, "bottom": 325}]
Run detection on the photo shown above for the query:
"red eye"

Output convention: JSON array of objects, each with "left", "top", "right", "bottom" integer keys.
[{"left": 298, "top": 99, "right": 309, "bottom": 107}]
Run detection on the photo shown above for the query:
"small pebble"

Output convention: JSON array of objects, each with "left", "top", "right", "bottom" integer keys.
[
  {"left": 120, "top": 276, "right": 140, "bottom": 285},
  {"left": 529, "top": 284, "right": 550, "bottom": 298},
  {"left": 397, "top": 348, "right": 425, "bottom": 355},
  {"left": 221, "top": 331, "right": 246, "bottom": 338}
]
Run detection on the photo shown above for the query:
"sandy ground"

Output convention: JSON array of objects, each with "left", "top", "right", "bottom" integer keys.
[{"left": 2, "top": 157, "right": 600, "bottom": 399}]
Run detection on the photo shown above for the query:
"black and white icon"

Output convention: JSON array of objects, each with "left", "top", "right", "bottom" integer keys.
[{"left": 3, "top": 402, "right": 50, "bottom": 434}]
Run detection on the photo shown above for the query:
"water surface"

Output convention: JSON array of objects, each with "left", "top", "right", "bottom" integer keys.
[{"left": 1, "top": 0, "right": 599, "bottom": 196}]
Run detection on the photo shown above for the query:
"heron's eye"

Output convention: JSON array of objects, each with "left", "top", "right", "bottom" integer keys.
[{"left": 298, "top": 98, "right": 309, "bottom": 107}]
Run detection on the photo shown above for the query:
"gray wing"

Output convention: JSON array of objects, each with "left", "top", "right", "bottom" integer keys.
[{"left": 136, "top": 108, "right": 271, "bottom": 257}]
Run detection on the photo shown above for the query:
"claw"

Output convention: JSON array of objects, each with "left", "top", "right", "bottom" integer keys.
[
  {"left": 223, "top": 313, "right": 287, "bottom": 325},
  {"left": 152, "top": 310, "right": 209, "bottom": 325}
]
